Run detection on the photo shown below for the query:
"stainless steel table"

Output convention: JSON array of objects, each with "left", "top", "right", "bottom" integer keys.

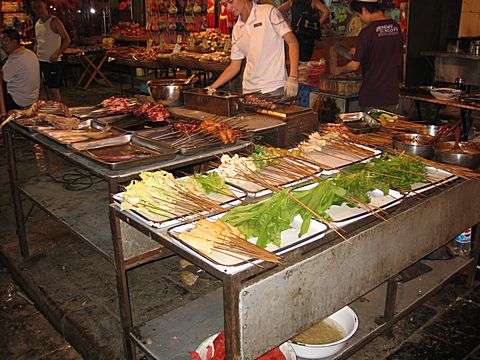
[
  {"left": 112, "top": 172, "right": 480, "bottom": 359},
  {"left": 3, "top": 121, "right": 252, "bottom": 358}
]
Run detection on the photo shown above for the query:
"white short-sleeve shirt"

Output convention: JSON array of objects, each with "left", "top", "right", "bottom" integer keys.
[
  {"left": 231, "top": 3, "right": 292, "bottom": 94},
  {"left": 2, "top": 47, "right": 40, "bottom": 107}
]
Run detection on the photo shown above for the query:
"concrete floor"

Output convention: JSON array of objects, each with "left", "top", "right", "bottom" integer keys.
[{"left": 0, "top": 78, "right": 480, "bottom": 359}]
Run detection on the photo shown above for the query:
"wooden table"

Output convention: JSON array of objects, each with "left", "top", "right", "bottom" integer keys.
[
  {"left": 67, "top": 48, "right": 113, "bottom": 90},
  {"left": 401, "top": 92, "right": 480, "bottom": 140}
]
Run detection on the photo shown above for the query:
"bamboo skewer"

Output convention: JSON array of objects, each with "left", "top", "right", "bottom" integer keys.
[{"left": 176, "top": 225, "right": 281, "bottom": 264}]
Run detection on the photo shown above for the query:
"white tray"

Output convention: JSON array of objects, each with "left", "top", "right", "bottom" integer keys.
[{"left": 168, "top": 212, "right": 327, "bottom": 267}]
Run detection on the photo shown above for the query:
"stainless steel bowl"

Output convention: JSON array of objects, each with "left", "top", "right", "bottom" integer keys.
[
  {"left": 147, "top": 79, "right": 195, "bottom": 106},
  {"left": 392, "top": 133, "right": 435, "bottom": 159},
  {"left": 421, "top": 125, "right": 455, "bottom": 141},
  {"left": 434, "top": 141, "right": 480, "bottom": 169}
]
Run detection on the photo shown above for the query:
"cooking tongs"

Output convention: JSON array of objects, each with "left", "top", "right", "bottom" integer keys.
[
  {"left": 428, "top": 118, "right": 462, "bottom": 144},
  {"left": 333, "top": 43, "right": 353, "bottom": 60}
]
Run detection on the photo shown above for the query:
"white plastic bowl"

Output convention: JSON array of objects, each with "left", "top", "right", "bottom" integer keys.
[
  {"left": 195, "top": 333, "right": 296, "bottom": 359},
  {"left": 429, "top": 87, "right": 462, "bottom": 100},
  {"left": 289, "top": 306, "right": 359, "bottom": 359}
]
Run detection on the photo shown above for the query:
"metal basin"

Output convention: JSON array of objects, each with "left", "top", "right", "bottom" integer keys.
[
  {"left": 421, "top": 125, "right": 455, "bottom": 141},
  {"left": 147, "top": 79, "right": 195, "bottom": 106},
  {"left": 392, "top": 133, "right": 435, "bottom": 159},
  {"left": 434, "top": 141, "right": 480, "bottom": 169}
]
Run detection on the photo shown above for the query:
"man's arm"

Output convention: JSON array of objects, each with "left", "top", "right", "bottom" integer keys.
[
  {"left": 49, "top": 17, "right": 71, "bottom": 62},
  {"left": 209, "top": 59, "right": 243, "bottom": 90},
  {"left": 333, "top": 60, "right": 360, "bottom": 76},
  {"left": 283, "top": 31, "right": 299, "bottom": 78},
  {"left": 313, "top": 0, "right": 330, "bottom": 24},
  {"left": 277, "top": 0, "right": 292, "bottom": 13},
  {"left": 282, "top": 31, "right": 299, "bottom": 99}
]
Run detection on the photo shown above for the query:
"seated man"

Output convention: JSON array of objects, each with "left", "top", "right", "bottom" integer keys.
[{"left": 1, "top": 29, "right": 40, "bottom": 111}]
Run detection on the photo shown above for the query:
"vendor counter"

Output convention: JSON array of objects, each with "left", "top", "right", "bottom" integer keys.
[{"left": 4, "top": 100, "right": 479, "bottom": 360}]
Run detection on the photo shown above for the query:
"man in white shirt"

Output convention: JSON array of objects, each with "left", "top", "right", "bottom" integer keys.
[
  {"left": 1, "top": 29, "right": 40, "bottom": 110},
  {"left": 208, "top": 0, "right": 299, "bottom": 99}
]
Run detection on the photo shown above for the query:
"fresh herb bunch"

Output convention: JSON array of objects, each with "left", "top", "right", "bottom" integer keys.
[
  {"left": 344, "top": 153, "right": 427, "bottom": 191},
  {"left": 332, "top": 170, "right": 387, "bottom": 205}
]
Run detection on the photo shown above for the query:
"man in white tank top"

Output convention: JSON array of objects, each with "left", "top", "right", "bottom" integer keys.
[{"left": 32, "top": 0, "right": 71, "bottom": 102}]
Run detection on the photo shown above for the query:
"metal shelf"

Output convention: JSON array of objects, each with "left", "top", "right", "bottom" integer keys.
[
  {"left": 337, "top": 256, "right": 475, "bottom": 359},
  {"left": 421, "top": 51, "right": 480, "bottom": 61},
  {"left": 130, "top": 256, "right": 474, "bottom": 360},
  {"left": 18, "top": 176, "right": 113, "bottom": 261},
  {"left": 131, "top": 288, "right": 224, "bottom": 360}
]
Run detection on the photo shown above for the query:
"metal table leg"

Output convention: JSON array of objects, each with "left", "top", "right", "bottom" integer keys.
[
  {"left": 433, "top": 104, "right": 441, "bottom": 125},
  {"left": 224, "top": 277, "right": 242, "bottom": 359},
  {"left": 461, "top": 109, "right": 472, "bottom": 141},
  {"left": 3, "top": 125, "right": 29, "bottom": 257},
  {"left": 415, "top": 100, "right": 422, "bottom": 121},
  {"left": 467, "top": 224, "right": 479, "bottom": 288},
  {"left": 108, "top": 179, "right": 136, "bottom": 360},
  {"left": 384, "top": 276, "right": 399, "bottom": 321}
]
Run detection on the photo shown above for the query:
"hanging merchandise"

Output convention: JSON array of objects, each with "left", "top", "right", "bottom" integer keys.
[
  {"left": 185, "top": 0, "right": 193, "bottom": 13},
  {"left": 169, "top": 1, "right": 178, "bottom": 14},
  {"left": 206, "top": 0, "right": 215, "bottom": 28},
  {"left": 193, "top": 1, "right": 203, "bottom": 14},
  {"left": 177, "top": 0, "right": 185, "bottom": 14},
  {"left": 159, "top": 0, "right": 168, "bottom": 13},
  {"left": 159, "top": 15, "right": 167, "bottom": 31},
  {"left": 218, "top": 1, "right": 229, "bottom": 35}
]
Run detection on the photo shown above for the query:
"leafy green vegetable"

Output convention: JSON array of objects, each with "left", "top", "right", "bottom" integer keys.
[
  {"left": 294, "top": 180, "right": 347, "bottom": 236},
  {"left": 333, "top": 170, "right": 389, "bottom": 205},
  {"left": 193, "top": 172, "right": 232, "bottom": 196},
  {"left": 222, "top": 189, "right": 296, "bottom": 248},
  {"left": 222, "top": 153, "right": 428, "bottom": 248},
  {"left": 369, "top": 111, "right": 383, "bottom": 119},
  {"left": 250, "top": 145, "right": 281, "bottom": 170},
  {"left": 223, "top": 179, "right": 352, "bottom": 248}
]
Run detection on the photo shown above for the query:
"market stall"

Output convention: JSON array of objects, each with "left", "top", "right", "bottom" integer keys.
[{"left": 3, "top": 92, "right": 479, "bottom": 360}]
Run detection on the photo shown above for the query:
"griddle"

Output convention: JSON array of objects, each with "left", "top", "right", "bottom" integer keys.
[{"left": 183, "top": 88, "right": 244, "bottom": 116}]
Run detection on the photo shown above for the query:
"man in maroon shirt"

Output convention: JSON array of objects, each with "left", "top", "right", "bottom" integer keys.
[{"left": 333, "top": 0, "right": 403, "bottom": 111}]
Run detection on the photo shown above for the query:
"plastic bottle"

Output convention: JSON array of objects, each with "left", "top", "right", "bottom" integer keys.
[{"left": 453, "top": 228, "right": 472, "bottom": 256}]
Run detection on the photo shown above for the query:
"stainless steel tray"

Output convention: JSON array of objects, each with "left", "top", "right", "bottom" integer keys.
[
  {"left": 135, "top": 126, "right": 229, "bottom": 155},
  {"left": 73, "top": 134, "right": 178, "bottom": 170},
  {"left": 337, "top": 112, "right": 381, "bottom": 134},
  {"left": 36, "top": 120, "right": 122, "bottom": 145},
  {"left": 69, "top": 105, "right": 101, "bottom": 118},
  {"left": 367, "top": 109, "right": 406, "bottom": 120}
]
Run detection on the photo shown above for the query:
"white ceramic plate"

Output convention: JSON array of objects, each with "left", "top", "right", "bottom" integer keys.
[{"left": 429, "top": 87, "right": 461, "bottom": 100}]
